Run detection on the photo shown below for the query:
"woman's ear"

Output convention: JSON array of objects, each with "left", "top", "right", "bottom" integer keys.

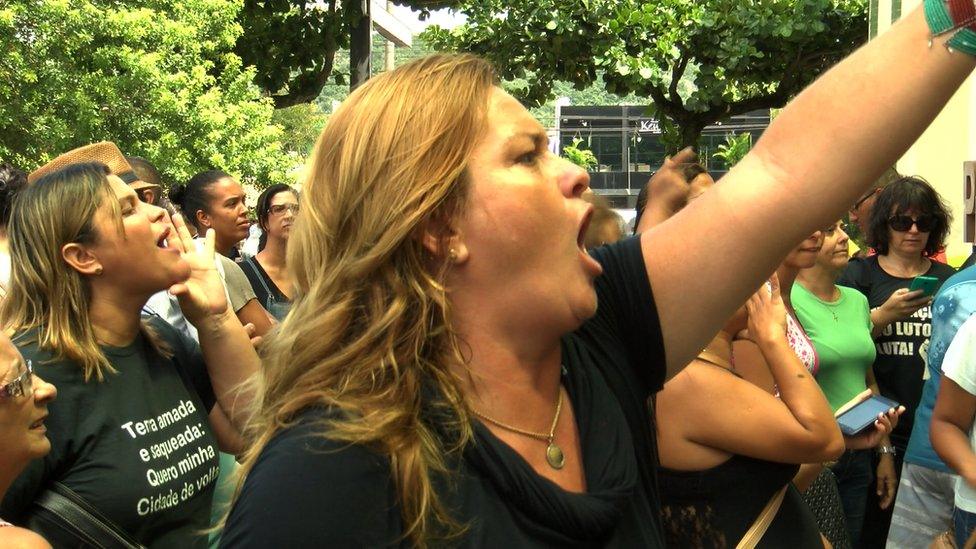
[
  {"left": 61, "top": 242, "right": 102, "bottom": 276},
  {"left": 196, "top": 209, "right": 211, "bottom": 229},
  {"left": 419, "top": 216, "right": 469, "bottom": 265}
]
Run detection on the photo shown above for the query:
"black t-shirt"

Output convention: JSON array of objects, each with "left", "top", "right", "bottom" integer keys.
[
  {"left": 220, "top": 236, "right": 667, "bottom": 547},
  {"left": 838, "top": 255, "right": 956, "bottom": 449},
  {"left": 1, "top": 317, "right": 220, "bottom": 548}
]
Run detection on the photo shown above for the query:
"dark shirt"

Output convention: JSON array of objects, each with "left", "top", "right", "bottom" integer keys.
[
  {"left": 1, "top": 317, "right": 219, "bottom": 548},
  {"left": 838, "top": 255, "right": 956, "bottom": 449},
  {"left": 660, "top": 455, "right": 822, "bottom": 548},
  {"left": 239, "top": 256, "right": 290, "bottom": 321},
  {"left": 220, "top": 236, "right": 667, "bottom": 547}
]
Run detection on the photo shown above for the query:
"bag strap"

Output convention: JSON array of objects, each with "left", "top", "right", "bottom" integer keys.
[
  {"left": 735, "top": 484, "right": 789, "bottom": 549},
  {"left": 33, "top": 482, "right": 145, "bottom": 549}
]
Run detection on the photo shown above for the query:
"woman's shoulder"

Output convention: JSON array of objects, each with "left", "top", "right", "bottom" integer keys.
[
  {"left": 928, "top": 259, "right": 957, "bottom": 280},
  {"left": 241, "top": 407, "right": 394, "bottom": 500},
  {"left": 0, "top": 526, "right": 51, "bottom": 549},
  {"left": 837, "top": 285, "right": 870, "bottom": 306},
  {"left": 222, "top": 407, "right": 400, "bottom": 547}
]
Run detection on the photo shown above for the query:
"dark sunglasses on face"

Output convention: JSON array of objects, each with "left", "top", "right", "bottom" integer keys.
[
  {"left": 269, "top": 203, "right": 300, "bottom": 216},
  {"left": 888, "top": 214, "right": 935, "bottom": 232},
  {"left": 0, "top": 359, "right": 33, "bottom": 399}
]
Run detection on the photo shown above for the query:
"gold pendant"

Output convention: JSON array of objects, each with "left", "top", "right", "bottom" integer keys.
[{"left": 546, "top": 442, "right": 565, "bottom": 470}]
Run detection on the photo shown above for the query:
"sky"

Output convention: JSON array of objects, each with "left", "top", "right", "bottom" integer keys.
[{"left": 389, "top": 4, "right": 467, "bottom": 32}]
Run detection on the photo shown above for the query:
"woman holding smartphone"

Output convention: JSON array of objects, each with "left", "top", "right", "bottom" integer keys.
[
  {"left": 794, "top": 221, "right": 897, "bottom": 544},
  {"left": 838, "top": 176, "right": 954, "bottom": 545}
]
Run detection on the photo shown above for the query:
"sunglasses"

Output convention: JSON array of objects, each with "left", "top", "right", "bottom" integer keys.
[
  {"left": 888, "top": 214, "right": 935, "bottom": 232},
  {"left": 0, "top": 359, "right": 33, "bottom": 399},
  {"left": 269, "top": 203, "right": 300, "bottom": 216}
]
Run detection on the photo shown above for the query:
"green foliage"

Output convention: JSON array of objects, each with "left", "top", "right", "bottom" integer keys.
[
  {"left": 713, "top": 133, "right": 753, "bottom": 169},
  {"left": 0, "top": 0, "right": 293, "bottom": 187},
  {"left": 424, "top": 0, "right": 867, "bottom": 152},
  {"left": 271, "top": 103, "right": 330, "bottom": 162},
  {"left": 562, "top": 138, "right": 598, "bottom": 170},
  {"left": 237, "top": 1, "right": 463, "bottom": 108}
]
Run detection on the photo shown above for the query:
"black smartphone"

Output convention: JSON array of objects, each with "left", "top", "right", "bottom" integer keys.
[{"left": 836, "top": 394, "right": 900, "bottom": 436}]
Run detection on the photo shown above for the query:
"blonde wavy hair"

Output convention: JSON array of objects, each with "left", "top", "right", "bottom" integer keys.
[
  {"left": 1, "top": 162, "right": 166, "bottom": 380},
  {"left": 233, "top": 54, "right": 498, "bottom": 545}
]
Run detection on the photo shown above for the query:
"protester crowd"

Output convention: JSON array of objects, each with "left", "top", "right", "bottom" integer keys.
[{"left": 7, "top": 4, "right": 976, "bottom": 548}]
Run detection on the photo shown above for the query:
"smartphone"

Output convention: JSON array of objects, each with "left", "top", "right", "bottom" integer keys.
[
  {"left": 909, "top": 275, "right": 940, "bottom": 297},
  {"left": 836, "top": 394, "right": 900, "bottom": 436}
]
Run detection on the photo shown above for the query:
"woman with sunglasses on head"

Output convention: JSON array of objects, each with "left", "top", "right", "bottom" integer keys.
[
  {"left": 793, "top": 221, "right": 901, "bottom": 545},
  {"left": 240, "top": 185, "right": 298, "bottom": 321},
  {"left": 0, "top": 331, "right": 56, "bottom": 549},
  {"left": 838, "top": 176, "right": 955, "bottom": 545},
  {"left": 0, "top": 162, "right": 260, "bottom": 547}
]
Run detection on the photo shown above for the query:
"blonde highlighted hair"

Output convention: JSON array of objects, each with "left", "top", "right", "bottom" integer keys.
[
  {"left": 1, "top": 162, "right": 164, "bottom": 380},
  {"left": 233, "top": 54, "right": 498, "bottom": 545}
]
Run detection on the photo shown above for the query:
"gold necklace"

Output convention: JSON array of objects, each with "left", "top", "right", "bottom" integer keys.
[{"left": 470, "top": 389, "right": 565, "bottom": 470}]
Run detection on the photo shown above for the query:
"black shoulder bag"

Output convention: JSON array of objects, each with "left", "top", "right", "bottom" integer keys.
[{"left": 25, "top": 482, "right": 145, "bottom": 549}]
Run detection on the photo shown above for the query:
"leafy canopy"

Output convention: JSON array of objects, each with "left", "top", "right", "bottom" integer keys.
[
  {"left": 0, "top": 0, "right": 293, "bottom": 187},
  {"left": 425, "top": 0, "right": 867, "bottom": 151},
  {"left": 237, "top": 0, "right": 462, "bottom": 108}
]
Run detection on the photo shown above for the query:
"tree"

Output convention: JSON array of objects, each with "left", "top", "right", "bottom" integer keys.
[
  {"left": 424, "top": 0, "right": 867, "bottom": 151},
  {"left": 236, "top": 0, "right": 462, "bottom": 109},
  {"left": 0, "top": 0, "right": 294, "bottom": 187}
]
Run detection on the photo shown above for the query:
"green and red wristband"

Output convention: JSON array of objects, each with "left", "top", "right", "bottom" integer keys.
[{"left": 925, "top": 0, "right": 976, "bottom": 55}]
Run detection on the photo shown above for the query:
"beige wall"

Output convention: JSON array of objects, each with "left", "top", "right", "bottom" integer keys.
[{"left": 877, "top": 0, "right": 976, "bottom": 265}]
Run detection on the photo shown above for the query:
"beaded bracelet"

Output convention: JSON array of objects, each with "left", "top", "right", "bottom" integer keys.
[{"left": 925, "top": 0, "right": 976, "bottom": 56}]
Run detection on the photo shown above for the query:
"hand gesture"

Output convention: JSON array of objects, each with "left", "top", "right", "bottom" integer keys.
[
  {"left": 168, "top": 214, "right": 229, "bottom": 325},
  {"left": 637, "top": 148, "right": 697, "bottom": 230},
  {"left": 878, "top": 288, "right": 931, "bottom": 323},
  {"left": 745, "top": 273, "right": 788, "bottom": 346}
]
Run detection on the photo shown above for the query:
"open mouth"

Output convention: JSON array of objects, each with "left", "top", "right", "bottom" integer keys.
[
  {"left": 577, "top": 207, "right": 594, "bottom": 252},
  {"left": 156, "top": 227, "right": 171, "bottom": 249},
  {"left": 30, "top": 416, "right": 46, "bottom": 429}
]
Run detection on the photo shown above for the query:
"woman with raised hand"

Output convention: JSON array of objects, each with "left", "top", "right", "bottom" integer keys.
[
  {"left": 221, "top": 6, "right": 976, "bottom": 545},
  {"left": 657, "top": 274, "right": 843, "bottom": 548},
  {"left": 0, "top": 331, "right": 56, "bottom": 549},
  {"left": 0, "top": 163, "right": 259, "bottom": 547},
  {"left": 239, "top": 184, "right": 298, "bottom": 321}
]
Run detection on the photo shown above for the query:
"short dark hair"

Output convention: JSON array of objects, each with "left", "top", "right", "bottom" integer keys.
[
  {"left": 125, "top": 156, "right": 164, "bottom": 188},
  {"left": 866, "top": 176, "right": 951, "bottom": 257},
  {"left": 255, "top": 184, "right": 296, "bottom": 251},
  {"left": 168, "top": 170, "right": 230, "bottom": 232},
  {"left": 0, "top": 163, "right": 28, "bottom": 228}
]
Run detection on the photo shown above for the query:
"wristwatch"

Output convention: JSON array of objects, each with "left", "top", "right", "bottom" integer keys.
[{"left": 877, "top": 445, "right": 897, "bottom": 456}]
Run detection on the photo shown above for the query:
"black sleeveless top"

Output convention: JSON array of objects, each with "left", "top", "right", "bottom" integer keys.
[{"left": 659, "top": 454, "right": 822, "bottom": 548}]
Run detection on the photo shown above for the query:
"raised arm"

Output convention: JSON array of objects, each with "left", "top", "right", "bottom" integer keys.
[
  {"left": 169, "top": 215, "right": 260, "bottom": 433},
  {"left": 644, "top": 7, "right": 976, "bottom": 377},
  {"left": 666, "top": 279, "right": 843, "bottom": 463}
]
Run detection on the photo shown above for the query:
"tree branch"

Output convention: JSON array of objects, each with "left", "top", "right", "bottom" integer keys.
[{"left": 669, "top": 54, "right": 690, "bottom": 106}]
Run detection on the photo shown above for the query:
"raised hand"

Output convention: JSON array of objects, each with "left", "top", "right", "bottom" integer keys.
[
  {"left": 167, "top": 213, "right": 229, "bottom": 325},
  {"left": 745, "top": 273, "right": 788, "bottom": 347}
]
